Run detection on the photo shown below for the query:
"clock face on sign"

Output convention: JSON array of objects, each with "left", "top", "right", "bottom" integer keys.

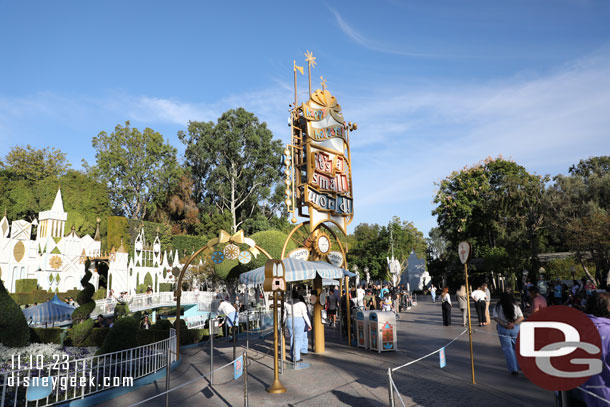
[{"left": 317, "top": 235, "right": 330, "bottom": 254}]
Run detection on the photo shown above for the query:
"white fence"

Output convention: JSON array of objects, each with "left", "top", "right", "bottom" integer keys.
[{"left": 0, "top": 329, "right": 177, "bottom": 407}]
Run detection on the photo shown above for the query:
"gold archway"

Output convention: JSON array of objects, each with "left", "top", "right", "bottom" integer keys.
[{"left": 173, "top": 230, "right": 272, "bottom": 358}]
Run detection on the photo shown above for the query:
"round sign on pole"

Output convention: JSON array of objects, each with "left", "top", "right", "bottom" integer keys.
[{"left": 458, "top": 241, "right": 472, "bottom": 264}]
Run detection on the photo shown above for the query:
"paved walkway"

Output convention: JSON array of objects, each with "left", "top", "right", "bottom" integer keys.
[{"left": 102, "top": 297, "right": 554, "bottom": 407}]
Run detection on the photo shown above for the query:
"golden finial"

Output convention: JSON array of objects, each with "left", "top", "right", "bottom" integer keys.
[
  {"left": 304, "top": 50, "right": 316, "bottom": 68},
  {"left": 320, "top": 76, "right": 327, "bottom": 91},
  {"left": 304, "top": 50, "right": 317, "bottom": 96}
]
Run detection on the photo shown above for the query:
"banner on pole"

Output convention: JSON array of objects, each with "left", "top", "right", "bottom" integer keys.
[
  {"left": 439, "top": 347, "right": 446, "bottom": 368},
  {"left": 234, "top": 355, "right": 244, "bottom": 380}
]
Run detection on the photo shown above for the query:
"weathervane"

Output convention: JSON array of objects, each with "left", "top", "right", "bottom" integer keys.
[
  {"left": 293, "top": 60, "right": 304, "bottom": 107},
  {"left": 304, "top": 50, "right": 316, "bottom": 96}
]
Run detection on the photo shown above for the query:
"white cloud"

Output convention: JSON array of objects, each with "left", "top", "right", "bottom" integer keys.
[{"left": 328, "top": 7, "right": 432, "bottom": 57}]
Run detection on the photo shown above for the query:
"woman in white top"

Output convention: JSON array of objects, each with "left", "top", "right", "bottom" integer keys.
[
  {"left": 285, "top": 291, "right": 311, "bottom": 363},
  {"left": 440, "top": 287, "right": 452, "bottom": 326},
  {"left": 492, "top": 292, "right": 524, "bottom": 375},
  {"left": 471, "top": 286, "right": 487, "bottom": 326}
]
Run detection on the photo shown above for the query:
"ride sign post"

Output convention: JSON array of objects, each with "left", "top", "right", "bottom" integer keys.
[{"left": 458, "top": 241, "right": 476, "bottom": 384}]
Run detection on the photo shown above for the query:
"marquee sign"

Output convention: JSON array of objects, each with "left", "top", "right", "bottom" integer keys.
[{"left": 285, "top": 54, "right": 356, "bottom": 235}]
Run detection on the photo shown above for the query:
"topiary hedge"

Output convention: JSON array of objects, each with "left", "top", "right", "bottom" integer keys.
[
  {"left": 114, "top": 303, "right": 129, "bottom": 319},
  {"left": 86, "top": 327, "right": 110, "bottom": 347},
  {"left": 0, "top": 279, "right": 30, "bottom": 347},
  {"left": 136, "top": 329, "right": 169, "bottom": 346},
  {"left": 30, "top": 328, "right": 62, "bottom": 344},
  {"left": 15, "top": 279, "right": 38, "bottom": 292},
  {"left": 92, "top": 288, "right": 107, "bottom": 300},
  {"left": 72, "top": 259, "right": 96, "bottom": 323},
  {"left": 98, "top": 316, "right": 139, "bottom": 354},
  {"left": 158, "top": 283, "right": 172, "bottom": 292},
  {"left": 136, "top": 284, "right": 148, "bottom": 294},
  {"left": 69, "top": 319, "right": 94, "bottom": 347},
  {"left": 152, "top": 319, "right": 173, "bottom": 330}
]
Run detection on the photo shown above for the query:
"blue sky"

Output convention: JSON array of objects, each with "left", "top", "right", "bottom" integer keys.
[{"left": 1, "top": 0, "right": 610, "bottom": 236}]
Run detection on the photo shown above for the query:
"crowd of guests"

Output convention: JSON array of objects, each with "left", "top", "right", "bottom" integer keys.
[{"left": 433, "top": 275, "right": 609, "bottom": 406}]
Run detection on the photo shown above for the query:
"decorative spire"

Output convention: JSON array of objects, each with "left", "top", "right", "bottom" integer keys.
[
  {"left": 94, "top": 218, "right": 101, "bottom": 241},
  {"left": 304, "top": 50, "right": 316, "bottom": 97},
  {"left": 51, "top": 188, "right": 64, "bottom": 213}
]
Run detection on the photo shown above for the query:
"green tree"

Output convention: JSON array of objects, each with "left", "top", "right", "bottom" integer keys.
[
  {"left": 433, "top": 157, "right": 547, "bottom": 277},
  {"left": 347, "top": 218, "right": 426, "bottom": 281},
  {"left": 545, "top": 157, "right": 610, "bottom": 286},
  {"left": 87, "top": 121, "right": 181, "bottom": 220},
  {"left": 0, "top": 169, "right": 111, "bottom": 236},
  {"left": 1, "top": 145, "right": 70, "bottom": 181},
  {"left": 179, "top": 108, "right": 283, "bottom": 233}
]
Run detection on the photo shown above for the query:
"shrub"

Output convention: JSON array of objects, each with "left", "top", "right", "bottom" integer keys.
[
  {"left": 98, "top": 317, "right": 139, "bottom": 354},
  {"left": 152, "top": 319, "right": 173, "bottom": 330},
  {"left": 92, "top": 288, "right": 107, "bottom": 300},
  {"left": 114, "top": 303, "right": 129, "bottom": 319},
  {"left": 85, "top": 328, "right": 110, "bottom": 347},
  {"left": 107, "top": 216, "right": 130, "bottom": 253},
  {"left": 189, "top": 329, "right": 207, "bottom": 343},
  {"left": 136, "top": 284, "right": 148, "bottom": 294},
  {"left": 173, "top": 319, "right": 192, "bottom": 345},
  {"left": 15, "top": 279, "right": 38, "bottom": 292},
  {"left": 158, "top": 283, "right": 172, "bottom": 292},
  {"left": 0, "top": 280, "right": 30, "bottom": 347},
  {"left": 72, "top": 260, "right": 96, "bottom": 324},
  {"left": 30, "top": 328, "right": 62, "bottom": 344},
  {"left": 144, "top": 272, "right": 153, "bottom": 288},
  {"left": 69, "top": 319, "right": 94, "bottom": 347},
  {"left": 136, "top": 329, "right": 169, "bottom": 346}
]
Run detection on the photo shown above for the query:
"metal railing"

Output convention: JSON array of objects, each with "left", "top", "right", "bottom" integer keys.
[
  {"left": 93, "top": 291, "right": 217, "bottom": 316},
  {"left": 0, "top": 329, "right": 177, "bottom": 407}
]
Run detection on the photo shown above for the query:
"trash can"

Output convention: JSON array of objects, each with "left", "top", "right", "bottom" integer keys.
[
  {"left": 356, "top": 310, "right": 372, "bottom": 349},
  {"left": 369, "top": 311, "right": 397, "bottom": 353}
]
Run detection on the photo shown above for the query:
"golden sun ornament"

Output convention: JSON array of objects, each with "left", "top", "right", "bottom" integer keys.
[
  {"left": 50, "top": 255, "right": 63, "bottom": 270},
  {"left": 304, "top": 50, "right": 316, "bottom": 68}
]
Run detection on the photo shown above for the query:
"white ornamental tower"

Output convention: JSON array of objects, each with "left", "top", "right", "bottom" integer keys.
[{"left": 37, "top": 189, "right": 67, "bottom": 240}]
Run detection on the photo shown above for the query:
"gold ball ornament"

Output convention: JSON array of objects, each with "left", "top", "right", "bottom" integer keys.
[{"left": 285, "top": 199, "right": 292, "bottom": 206}]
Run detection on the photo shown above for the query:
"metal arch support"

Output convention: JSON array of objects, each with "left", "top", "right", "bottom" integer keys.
[{"left": 174, "top": 242, "right": 272, "bottom": 359}]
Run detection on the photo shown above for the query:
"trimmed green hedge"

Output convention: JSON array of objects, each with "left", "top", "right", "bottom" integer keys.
[
  {"left": 136, "top": 329, "right": 169, "bottom": 346},
  {"left": 114, "top": 303, "right": 129, "bottom": 319},
  {"left": 15, "top": 279, "right": 38, "bottom": 292},
  {"left": 152, "top": 319, "right": 173, "bottom": 330},
  {"left": 158, "top": 283, "right": 172, "bottom": 292},
  {"left": 136, "top": 284, "right": 148, "bottom": 294},
  {"left": 30, "top": 328, "right": 62, "bottom": 344},
  {"left": 98, "top": 316, "right": 139, "bottom": 354},
  {"left": 0, "top": 279, "right": 30, "bottom": 347},
  {"left": 70, "top": 319, "right": 94, "bottom": 347},
  {"left": 92, "top": 288, "right": 107, "bottom": 300},
  {"left": 86, "top": 327, "right": 110, "bottom": 347}
]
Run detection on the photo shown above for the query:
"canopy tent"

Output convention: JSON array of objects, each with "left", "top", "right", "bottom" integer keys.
[
  {"left": 22, "top": 294, "right": 75, "bottom": 325},
  {"left": 322, "top": 278, "right": 340, "bottom": 286},
  {"left": 239, "top": 258, "right": 355, "bottom": 285}
]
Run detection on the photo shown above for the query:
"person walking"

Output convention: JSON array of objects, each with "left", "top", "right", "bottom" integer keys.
[
  {"left": 483, "top": 283, "right": 491, "bottom": 326},
  {"left": 440, "top": 287, "right": 452, "bottom": 326},
  {"left": 492, "top": 292, "right": 524, "bottom": 375},
  {"left": 327, "top": 288, "right": 338, "bottom": 327},
  {"left": 286, "top": 291, "right": 311, "bottom": 362},
  {"left": 471, "top": 285, "right": 487, "bottom": 326},
  {"left": 430, "top": 285, "right": 437, "bottom": 303},
  {"left": 527, "top": 285, "right": 547, "bottom": 316},
  {"left": 456, "top": 284, "right": 468, "bottom": 326}
]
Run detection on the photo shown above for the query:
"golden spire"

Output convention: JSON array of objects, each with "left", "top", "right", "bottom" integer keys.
[
  {"left": 294, "top": 60, "right": 304, "bottom": 107},
  {"left": 304, "top": 50, "right": 317, "bottom": 96},
  {"left": 320, "top": 76, "right": 327, "bottom": 92}
]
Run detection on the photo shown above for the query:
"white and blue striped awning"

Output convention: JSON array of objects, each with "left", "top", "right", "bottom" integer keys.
[
  {"left": 239, "top": 258, "right": 355, "bottom": 285},
  {"left": 22, "top": 294, "right": 75, "bottom": 325}
]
